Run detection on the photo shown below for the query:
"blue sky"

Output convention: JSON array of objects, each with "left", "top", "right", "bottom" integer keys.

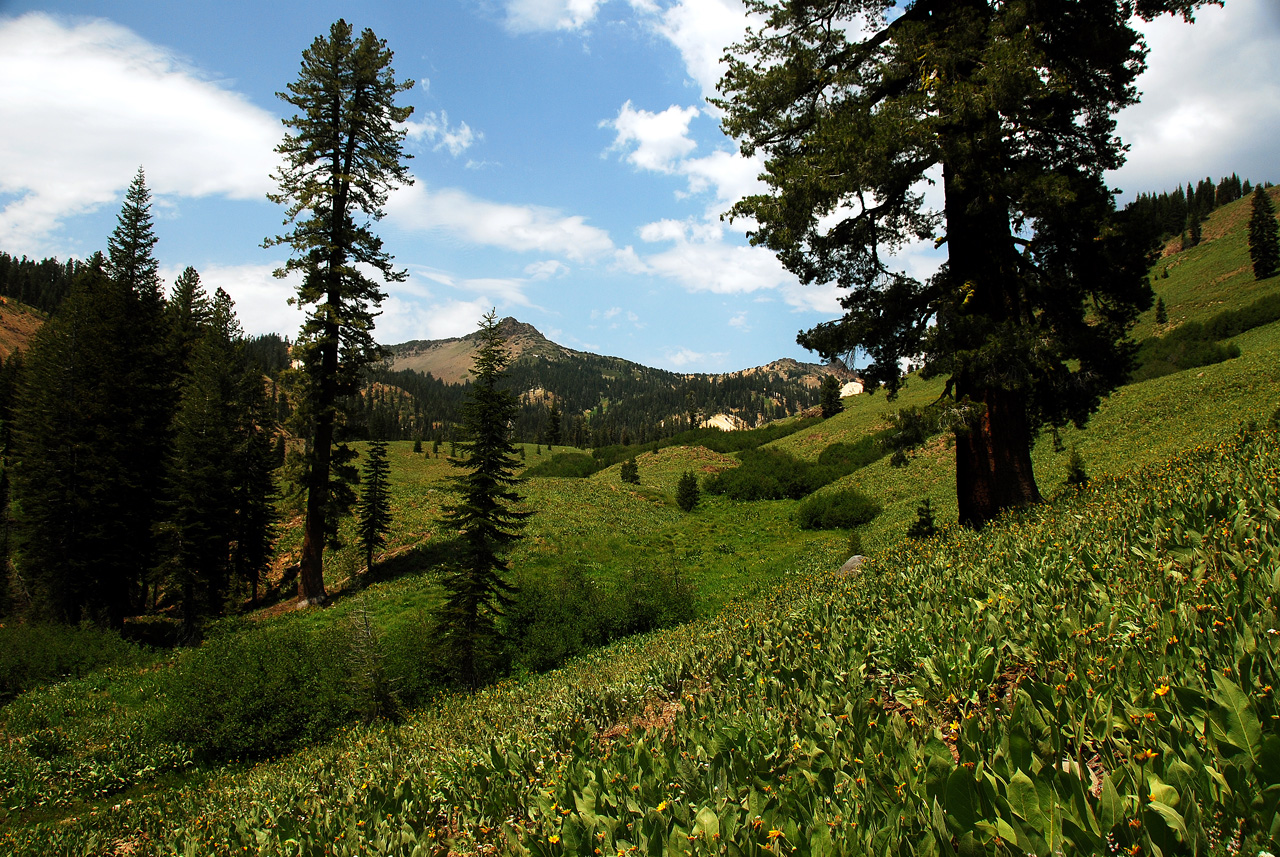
[{"left": 1, "top": 0, "right": 1278, "bottom": 372}]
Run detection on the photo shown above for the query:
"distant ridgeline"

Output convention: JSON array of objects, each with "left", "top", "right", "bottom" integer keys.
[
  {"left": 362, "top": 330, "right": 833, "bottom": 447},
  {"left": 0, "top": 252, "right": 83, "bottom": 315}
]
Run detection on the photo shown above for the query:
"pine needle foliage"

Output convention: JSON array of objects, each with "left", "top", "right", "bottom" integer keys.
[{"left": 437, "top": 311, "right": 530, "bottom": 688}]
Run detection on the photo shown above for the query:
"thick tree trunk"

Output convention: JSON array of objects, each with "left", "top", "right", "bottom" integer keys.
[
  {"left": 297, "top": 311, "right": 339, "bottom": 607},
  {"left": 954, "top": 386, "right": 1041, "bottom": 528}
]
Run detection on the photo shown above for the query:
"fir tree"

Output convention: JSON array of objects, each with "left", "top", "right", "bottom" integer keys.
[
  {"left": 437, "top": 311, "right": 530, "bottom": 688},
  {"left": 357, "top": 440, "right": 392, "bottom": 580},
  {"left": 266, "top": 20, "right": 414, "bottom": 606},
  {"left": 620, "top": 457, "right": 640, "bottom": 485},
  {"left": 164, "top": 289, "right": 242, "bottom": 638},
  {"left": 676, "top": 470, "right": 700, "bottom": 512},
  {"left": 819, "top": 373, "right": 844, "bottom": 419},
  {"left": 1248, "top": 187, "right": 1279, "bottom": 280},
  {"left": 105, "top": 168, "right": 174, "bottom": 611},
  {"left": 1155, "top": 296, "right": 1168, "bottom": 326},
  {"left": 907, "top": 499, "right": 938, "bottom": 540}
]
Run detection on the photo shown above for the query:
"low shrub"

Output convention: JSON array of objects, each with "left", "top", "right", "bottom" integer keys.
[
  {"left": 0, "top": 623, "right": 149, "bottom": 704},
  {"left": 703, "top": 448, "right": 833, "bottom": 500},
  {"left": 794, "top": 488, "right": 882, "bottom": 530},
  {"left": 157, "top": 622, "right": 354, "bottom": 762},
  {"left": 522, "top": 452, "right": 599, "bottom": 478},
  {"left": 503, "top": 564, "right": 694, "bottom": 673}
]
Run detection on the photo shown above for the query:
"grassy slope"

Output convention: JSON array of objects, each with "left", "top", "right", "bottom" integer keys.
[{"left": 4, "top": 193, "right": 1280, "bottom": 852}]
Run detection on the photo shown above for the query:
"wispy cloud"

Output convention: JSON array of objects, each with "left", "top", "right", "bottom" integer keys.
[
  {"left": 0, "top": 13, "right": 280, "bottom": 255},
  {"left": 388, "top": 181, "right": 615, "bottom": 261},
  {"left": 403, "top": 110, "right": 481, "bottom": 157}
]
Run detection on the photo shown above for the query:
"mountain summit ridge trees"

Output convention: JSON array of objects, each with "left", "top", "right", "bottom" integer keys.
[
  {"left": 266, "top": 19, "right": 414, "bottom": 606},
  {"left": 718, "top": 0, "right": 1216, "bottom": 527}
]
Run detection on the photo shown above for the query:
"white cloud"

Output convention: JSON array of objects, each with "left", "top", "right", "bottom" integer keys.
[
  {"left": 728, "top": 311, "right": 749, "bottom": 330},
  {"left": 663, "top": 346, "right": 726, "bottom": 369},
  {"left": 158, "top": 263, "right": 305, "bottom": 337},
  {"left": 387, "top": 181, "right": 615, "bottom": 261},
  {"left": 404, "top": 110, "right": 481, "bottom": 157},
  {"left": 0, "top": 13, "right": 280, "bottom": 256},
  {"left": 638, "top": 217, "right": 796, "bottom": 294},
  {"left": 604, "top": 101, "right": 700, "bottom": 173},
  {"left": 378, "top": 294, "right": 493, "bottom": 344},
  {"left": 525, "top": 259, "right": 570, "bottom": 279},
  {"left": 504, "top": 0, "right": 606, "bottom": 32},
  {"left": 1111, "top": 0, "right": 1280, "bottom": 196},
  {"left": 650, "top": 0, "right": 754, "bottom": 101}
]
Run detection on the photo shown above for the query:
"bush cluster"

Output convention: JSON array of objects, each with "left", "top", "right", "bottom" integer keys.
[
  {"left": 502, "top": 564, "right": 694, "bottom": 673},
  {"left": 0, "top": 623, "right": 149, "bottom": 704},
  {"left": 521, "top": 451, "right": 598, "bottom": 478},
  {"left": 1132, "top": 292, "right": 1280, "bottom": 381},
  {"left": 157, "top": 622, "right": 355, "bottom": 761},
  {"left": 793, "top": 488, "right": 882, "bottom": 530}
]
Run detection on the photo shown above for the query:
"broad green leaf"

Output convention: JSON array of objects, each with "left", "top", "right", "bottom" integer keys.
[
  {"left": 1007, "top": 771, "right": 1045, "bottom": 832},
  {"left": 1209, "top": 673, "right": 1262, "bottom": 764}
]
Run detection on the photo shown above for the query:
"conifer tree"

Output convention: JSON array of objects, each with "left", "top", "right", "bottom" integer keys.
[
  {"left": 164, "top": 289, "right": 242, "bottom": 638},
  {"left": 437, "top": 311, "right": 530, "bottom": 688},
  {"left": 229, "top": 366, "right": 281, "bottom": 607},
  {"left": 12, "top": 257, "right": 142, "bottom": 627},
  {"left": 718, "top": 0, "right": 1211, "bottom": 527},
  {"left": 1249, "top": 187, "right": 1279, "bottom": 280},
  {"left": 620, "top": 457, "right": 639, "bottom": 485},
  {"left": 105, "top": 168, "right": 173, "bottom": 611},
  {"left": 545, "top": 401, "right": 562, "bottom": 446},
  {"left": 357, "top": 440, "right": 392, "bottom": 579},
  {"left": 1155, "top": 296, "right": 1168, "bottom": 326},
  {"left": 676, "top": 470, "right": 700, "bottom": 512},
  {"left": 820, "top": 373, "right": 844, "bottom": 419},
  {"left": 266, "top": 20, "right": 414, "bottom": 606}
]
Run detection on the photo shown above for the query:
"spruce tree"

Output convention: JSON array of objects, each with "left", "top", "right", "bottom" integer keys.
[
  {"left": 164, "top": 289, "right": 242, "bottom": 638},
  {"left": 1248, "top": 187, "right": 1279, "bottom": 280},
  {"left": 1155, "top": 296, "right": 1168, "bottom": 325},
  {"left": 105, "top": 168, "right": 173, "bottom": 611},
  {"left": 676, "top": 470, "right": 700, "bottom": 512},
  {"left": 357, "top": 440, "right": 392, "bottom": 579},
  {"left": 266, "top": 20, "right": 414, "bottom": 606},
  {"left": 620, "top": 457, "right": 640, "bottom": 485},
  {"left": 437, "top": 311, "right": 530, "bottom": 688},
  {"left": 820, "top": 373, "right": 844, "bottom": 419}
]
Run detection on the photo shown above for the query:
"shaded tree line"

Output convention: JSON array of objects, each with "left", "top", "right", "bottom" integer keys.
[
  {"left": 0, "top": 169, "right": 280, "bottom": 637},
  {"left": 1124, "top": 173, "right": 1263, "bottom": 250}
]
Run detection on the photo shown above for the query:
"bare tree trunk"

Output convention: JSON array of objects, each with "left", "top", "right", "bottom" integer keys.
[{"left": 955, "top": 386, "right": 1041, "bottom": 528}]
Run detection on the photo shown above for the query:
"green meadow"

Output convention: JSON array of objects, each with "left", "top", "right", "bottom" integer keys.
[{"left": 2, "top": 191, "right": 1279, "bottom": 854}]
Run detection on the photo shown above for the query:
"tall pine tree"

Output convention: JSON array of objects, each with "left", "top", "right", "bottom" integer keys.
[
  {"left": 1249, "top": 186, "right": 1279, "bottom": 280},
  {"left": 266, "top": 20, "right": 414, "bottom": 606},
  {"left": 437, "top": 311, "right": 530, "bottom": 688}
]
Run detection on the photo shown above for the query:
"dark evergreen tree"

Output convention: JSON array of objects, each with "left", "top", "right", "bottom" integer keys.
[
  {"left": 163, "top": 289, "right": 242, "bottom": 638},
  {"left": 105, "top": 167, "right": 173, "bottom": 611},
  {"left": 676, "top": 470, "right": 699, "bottom": 512},
  {"left": 229, "top": 362, "right": 280, "bottom": 607},
  {"left": 907, "top": 498, "right": 938, "bottom": 539},
  {"left": 1155, "top": 296, "right": 1168, "bottom": 325},
  {"left": 717, "top": 0, "right": 1209, "bottom": 526},
  {"left": 620, "top": 457, "right": 639, "bottom": 485},
  {"left": 1249, "top": 186, "right": 1279, "bottom": 280},
  {"left": 437, "top": 311, "right": 530, "bottom": 688},
  {"left": 167, "top": 266, "right": 210, "bottom": 377},
  {"left": 356, "top": 440, "right": 392, "bottom": 579},
  {"left": 266, "top": 20, "right": 414, "bottom": 606},
  {"left": 11, "top": 257, "right": 144, "bottom": 627},
  {"left": 545, "top": 401, "right": 562, "bottom": 446},
  {"left": 819, "top": 373, "right": 844, "bottom": 419}
]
